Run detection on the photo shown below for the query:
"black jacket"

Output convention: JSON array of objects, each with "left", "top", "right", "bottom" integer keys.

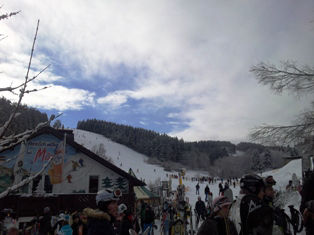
[
  {"left": 240, "top": 194, "right": 273, "bottom": 235},
  {"left": 143, "top": 207, "right": 155, "bottom": 224},
  {"left": 39, "top": 214, "right": 52, "bottom": 235},
  {"left": 205, "top": 186, "right": 210, "bottom": 194},
  {"left": 195, "top": 200, "right": 206, "bottom": 216},
  {"left": 119, "top": 215, "right": 134, "bottom": 235},
  {"left": 84, "top": 208, "right": 116, "bottom": 235}
]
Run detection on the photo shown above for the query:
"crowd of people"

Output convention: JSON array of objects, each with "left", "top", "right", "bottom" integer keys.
[
  {"left": 195, "top": 173, "right": 314, "bottom": 235},
  {"left": 0, "top": 189, "right": 156, "bottom": 235},
  {"left": 1, "top": 171, "right": 314, "bottom": 235}
]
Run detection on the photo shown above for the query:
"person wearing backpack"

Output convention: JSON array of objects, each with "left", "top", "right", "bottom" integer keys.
[
  {"left": 263, "top": 175, "right": 295, "bottom": 235},
  {"left": 229, "top": 174, "right": 273, "bottom": 235},
  {"left": 197, "top": 196, "right": 238, "bottom": 235},
  {"left": 300, "top": 170, "right": 314, "bottom": 235},
  {"left": 143, "top": 205, "right": 155, "bottom": 235}
]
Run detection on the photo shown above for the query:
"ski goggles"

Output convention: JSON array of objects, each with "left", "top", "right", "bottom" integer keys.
[
  {"left": 96, "top": 188, "right": 122, "bottom": 204},
  {"left": 264, "top": 176, "right": 276, "bottom": 186}
]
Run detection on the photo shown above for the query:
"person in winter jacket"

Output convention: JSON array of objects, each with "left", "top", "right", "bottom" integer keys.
[
  {"left": 71, "top": 214, "right": 80, "bottom": 235},
  {"left": 196, "top": 183, "right": 200, "bottom": 195},
  {"left": 222, "top": 183, "right": 233, "bottom": 202},
  {"left": 204, "top": 185, "right": 210, "bottom": 201},
  {"left": 119, "top": 209, "right": 135, "bottom": 235},
  {"left": 84, "top": 188, "right": 121, "bottom": 235},
  {"left": 197, "top": 196, "right": 238, "bottom": 235},
  {"left": 300, "top": 170, "right": 314, "bottom": 235},
  {"left": 57, "top": 214, "right": 73, "bottom": 235},
  {"left": 229, "top": 174, "right": 273, "bottom": 235},
  {"left": 142, "top": 205, "right": 155, "bottom": 235},
  {"left": 263, "top": 175, "right": 294, "bottom": 235},
  {"left": 195, "top": 196, "right": 207, "bottom": 228},
  {"left": 218, "top": 183, "right": 224, "bottom": 196},
  {"left": 39, "top": 206, "right": 53, "bottom": 235}
]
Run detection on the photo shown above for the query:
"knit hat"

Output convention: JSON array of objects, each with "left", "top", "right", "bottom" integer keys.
[{"left": 212, "top": 196, "right": 231, "bottom": 213}]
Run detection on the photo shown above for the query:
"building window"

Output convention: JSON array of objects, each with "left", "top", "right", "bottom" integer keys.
[
  {"left": 89, "top": 176, "right": 99, "bottom": 193},
  {"left": 44, "top": 175, "right": 53, "bottom": 193}
]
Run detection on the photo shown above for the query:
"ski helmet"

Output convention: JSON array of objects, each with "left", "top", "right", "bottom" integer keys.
[{"left": 240, "top": 174, "right": 265, "bottom": 194}]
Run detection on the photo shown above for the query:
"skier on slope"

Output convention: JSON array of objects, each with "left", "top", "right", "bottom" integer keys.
[
  {"left": 197, "top": 196, "right": 238, "bottom": 235},
  {"left": 229, "top": 174, "right": 273, "bottom": 235}
]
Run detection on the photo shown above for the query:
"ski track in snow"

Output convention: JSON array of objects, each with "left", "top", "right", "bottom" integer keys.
[{"left": 73, "top": 129, "right": 305, "bottom": 234}]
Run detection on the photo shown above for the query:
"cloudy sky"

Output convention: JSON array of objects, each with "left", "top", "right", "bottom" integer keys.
[{"left": 1, "top": 0, "right": 314, "bottom": 143}]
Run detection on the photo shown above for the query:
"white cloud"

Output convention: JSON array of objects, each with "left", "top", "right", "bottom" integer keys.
[
  {"left": 97, "top": 91, "right": 129, "bottom": 108},
  {"left": 2, "top": 0, "right": 314, "bottom": 141}
]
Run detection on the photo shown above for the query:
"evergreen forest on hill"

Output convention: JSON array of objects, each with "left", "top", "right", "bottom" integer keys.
[
  {"left": 77, "top": 119, "right": 238, "bottom": 170},
  {"left": 0, "top": 97, "right": 48, "bottom": 136}
]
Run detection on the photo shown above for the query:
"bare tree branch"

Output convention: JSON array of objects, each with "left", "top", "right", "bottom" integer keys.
[
  {"left": 0, "top": 10, "right": 20, "bottom": 21},
  {"left": 250, "top": 61, "right": 314, "bottom": 94},
  {"left": 250, "top": 60, "right": 314, "bottom": 145},
  {"left": 0, "top": 64, "right": 51, "bottom": 93},
  {"left": 250, "top": 106, "right": 314, "bottom": 145},
  {"left": 0, "top": 20, "right": 40, "bottom": 139},
  {"left": 0, "top": 35, "right": 8, "bottom": 41},
  {"left": 0, "top": 113, "right": 62, "bottom": 152}
]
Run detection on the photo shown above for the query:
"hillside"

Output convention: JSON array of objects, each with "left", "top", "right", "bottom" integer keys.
[
  {"left": 77, "top": 119, "right": 294, "bottom": 175},
  {"left": 73, "top": 129, "right": 303, "bottom": 210}
]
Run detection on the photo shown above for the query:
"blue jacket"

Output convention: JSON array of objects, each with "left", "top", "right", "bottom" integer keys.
[{"left": 58, "top": 224, "right": 73, "bottom": 235}]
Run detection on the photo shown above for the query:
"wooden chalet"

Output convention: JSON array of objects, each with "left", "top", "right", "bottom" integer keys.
[{"left": 0, "top": 126, "right": 144, "bottom": 217}]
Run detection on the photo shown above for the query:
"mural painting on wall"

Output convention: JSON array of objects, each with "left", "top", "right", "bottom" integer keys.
[
  {"left": 0, "top": 134, "right": 85, "bottom": 193},
  {"left": 101, "top": 176, "right": 129, "bottom": 193}
]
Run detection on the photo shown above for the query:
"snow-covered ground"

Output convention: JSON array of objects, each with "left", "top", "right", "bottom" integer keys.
[{"left": 73, "top": 129, "right": 304, "bottom": 234}]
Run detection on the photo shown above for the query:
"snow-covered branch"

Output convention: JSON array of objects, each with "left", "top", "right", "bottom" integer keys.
[{"left": 0, "top": 113, "right": 61, "bottom": 152}]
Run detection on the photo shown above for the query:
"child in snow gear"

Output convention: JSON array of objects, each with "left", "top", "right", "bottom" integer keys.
[
  {"left": 229, "top": 174, "right": 273, "bottom": 235},
  {"left": 197, "top": 196, "right": 238, "bottom": 235},
  {"left": 84, "top": 188, "right": 121, "bottom": 235},
  {"left": 57, "top": 214, "right": 73, "bottom": 235}
]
